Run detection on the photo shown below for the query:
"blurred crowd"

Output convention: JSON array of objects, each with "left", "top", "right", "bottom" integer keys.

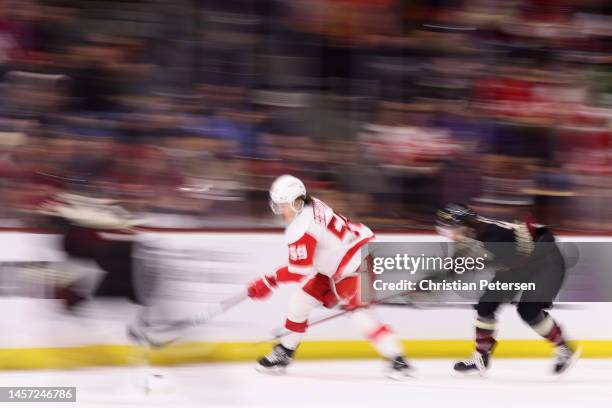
[{"left": 0, "top": 0, "right": 611, "bottom": 230}]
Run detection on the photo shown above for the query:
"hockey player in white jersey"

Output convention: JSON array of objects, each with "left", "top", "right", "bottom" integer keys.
[{"left": 247, "top": 175, "right": 412, "bottom": 378}]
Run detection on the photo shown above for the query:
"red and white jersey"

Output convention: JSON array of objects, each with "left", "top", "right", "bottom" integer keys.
[{"left": 284, "top": 198, "right": 375, "bottom": 281}]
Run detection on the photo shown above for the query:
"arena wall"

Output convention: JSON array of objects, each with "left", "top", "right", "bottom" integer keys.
[{"left": 0, "top": 231, "right": 610, "bottom": 369}]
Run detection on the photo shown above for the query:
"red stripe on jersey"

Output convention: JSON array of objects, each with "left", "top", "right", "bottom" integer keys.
[
  {"left": 288, "top": 233, "right": 317, "bottom": 267},
  {"left": 366, "top": 325, "right": 391, "bottom": 341},
  {"left": 332, "top": 235, "right": 375, "bottom": 280},
  {"left": 285, "top": 319, "right": 308, "bottom": 333},
  {"left": 275, "top": 266, "right": 307, "bottom": 283}
]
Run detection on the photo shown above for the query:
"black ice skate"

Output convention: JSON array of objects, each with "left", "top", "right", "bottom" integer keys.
[
  {"left": 553, "top": 344, "right": 582, "bottom": 375},
  {"left": 256, "top": 344, "right": 295, "bottom": 374},
  {"left": 386, "top": 356, "right": 414, "bottom": 380},
  {"left": 454, "top": 352, "right": 490, "bottom": 375}
]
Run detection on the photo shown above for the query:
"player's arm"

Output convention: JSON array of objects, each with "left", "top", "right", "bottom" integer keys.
[
  {"left": 247, "top": 233, "right": 317, "bottom": 300},
  {"left": 247, "top": 266, "right": 307, "bottom": 299}
]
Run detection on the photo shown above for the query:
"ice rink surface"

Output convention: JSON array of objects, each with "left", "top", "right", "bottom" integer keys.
[{"left": 0, "top": 359, "right": 610, "bottom": 408}]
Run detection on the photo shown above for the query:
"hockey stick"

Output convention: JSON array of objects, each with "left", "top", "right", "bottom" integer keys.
[
  {"left": 268, "top": 297, "right": 582, "bottom": 343},
  {"left": 270, "top": 289, "right": 419, "bottom": 341},
  {"left": 127, "top": 291, "right": 248, "bottom": 348}
]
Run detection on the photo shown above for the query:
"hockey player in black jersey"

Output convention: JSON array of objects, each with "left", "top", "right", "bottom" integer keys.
[
  {"left": 436, "top": 203, "right": 581, "bottom": 376},
  {"left": 40, "top": 193, "right": 146, "bottom": 310}
]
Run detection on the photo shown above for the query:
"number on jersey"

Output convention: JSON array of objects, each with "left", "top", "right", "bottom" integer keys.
[
  {"left": 327, "top": 214, "right": 348, "bottom": 239},
  {"left": 289, "top": 244, "right": 308, "bottom": 261},
  {"left": 312, "top": 197, "right": 360, "bottom": 241}
]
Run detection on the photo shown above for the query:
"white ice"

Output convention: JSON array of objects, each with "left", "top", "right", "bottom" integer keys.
[{"left": 0, "top": 359, "right": 610, "bottom": 408}]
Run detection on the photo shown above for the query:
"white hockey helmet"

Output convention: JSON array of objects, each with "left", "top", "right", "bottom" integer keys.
[{"left": 269, "top": 174, "right": 307, "bottom": 215}]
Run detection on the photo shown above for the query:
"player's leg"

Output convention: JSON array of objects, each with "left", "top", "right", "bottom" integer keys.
[
  {"left": 517, "top": 243, "right": 580, "bottom": 374},
  {"left": 54, "top": 226, "right": 140, "bottom": 310},
  {"left": 256, "top": 274, "right": 329, "bottom": 373},
  {"left": 348, "top": 309, "right": 413, "bottom": 378},
  {"left": 52, "top": 226, "right": 107, "bottom": 311},
  {"left": 455, "top": 267, "right": 524, "bottom": 375},
  {"left": 516, "top": 302, "right": 580, "bottom": 374},
  {"left": 454, "top": 300, "right": 500, "bottom": 374},
  {"left": 337, "top": 275, "right": 413, "bottom": 378}
]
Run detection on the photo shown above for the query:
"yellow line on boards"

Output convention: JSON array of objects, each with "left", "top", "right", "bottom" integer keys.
[{"left": 0, "top": 340, "right": 609, "bottom": 370}]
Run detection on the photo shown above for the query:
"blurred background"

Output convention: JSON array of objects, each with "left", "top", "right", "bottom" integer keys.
[
  {"left": 0, "top": 2, "right": 612, "bottom": 387},
  {"left": 0, "top": 0, "right": 612, "bottom": 230}
]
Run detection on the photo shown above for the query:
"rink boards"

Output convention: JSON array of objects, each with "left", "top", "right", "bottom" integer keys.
[{"left": 0, "top": 231, "right": 611, "bottom": 369}]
